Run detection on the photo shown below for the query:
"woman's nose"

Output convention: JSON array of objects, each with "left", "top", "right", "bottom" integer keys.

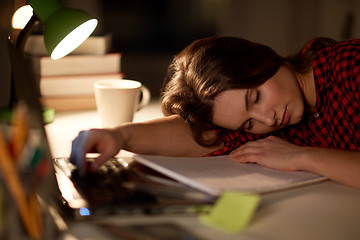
[{"left": 253, "top": 110, "right": 276, "bottom": 127}]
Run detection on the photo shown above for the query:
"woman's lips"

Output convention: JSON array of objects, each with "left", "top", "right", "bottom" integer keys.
[{"left": 280, "top": 107, "right": 290, "bottom": 126}]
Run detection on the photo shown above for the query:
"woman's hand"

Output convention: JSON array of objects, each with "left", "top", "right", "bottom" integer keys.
[
  {"left": 229, "top": 136, "right": 306, "bottom": 171},
  {"left": 70, "top": 128, "right": 123, "bottom": 175},
  {"left": 230, "top": 136, "right": 360, "bottom": 189}
]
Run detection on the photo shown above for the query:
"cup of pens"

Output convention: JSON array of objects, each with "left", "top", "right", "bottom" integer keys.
[{"left": 0, "top": 103, "right": 57, "bottom": 239}]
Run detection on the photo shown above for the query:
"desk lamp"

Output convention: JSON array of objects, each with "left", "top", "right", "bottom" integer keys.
[
  {"left": 16, "top": 0, "right": 98, "bottom": 59},
  {"left": 5, "top": 0, "right": 98, "bottom": 122}
]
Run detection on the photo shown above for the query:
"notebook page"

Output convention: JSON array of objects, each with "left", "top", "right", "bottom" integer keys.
[{"left": 133, "top": 155, "right": 326, "bottom": 196}]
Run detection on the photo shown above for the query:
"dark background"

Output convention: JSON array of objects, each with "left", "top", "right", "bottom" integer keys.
[{"left": 1, "top": 0, "right": 360, "bottom": 106}]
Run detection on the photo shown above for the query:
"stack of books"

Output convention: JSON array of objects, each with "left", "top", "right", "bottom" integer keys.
[{"left": 25, "top": 34, "right": 123, "bottom": 111}]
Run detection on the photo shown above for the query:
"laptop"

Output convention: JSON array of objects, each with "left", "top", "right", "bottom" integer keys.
[{"left": 6, "top": 38, "right": 212, "bottom": 221}]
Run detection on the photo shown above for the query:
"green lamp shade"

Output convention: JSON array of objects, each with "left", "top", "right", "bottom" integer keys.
[{"left": 44, "top": 8, "right": 98, "bottom": 60}]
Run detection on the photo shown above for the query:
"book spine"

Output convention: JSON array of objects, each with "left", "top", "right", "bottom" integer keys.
[
  {"left": 33, "top": 53, "right": 122, "bottom": 76},
  {"left": 24, "top": 34, "right": 112, "bottom": 56},
  {"left": 40, "top": 73, "right": 124, "bottom": 97},
  {"left": 41, "top": 95, "right": 97, "bottom": 111}
]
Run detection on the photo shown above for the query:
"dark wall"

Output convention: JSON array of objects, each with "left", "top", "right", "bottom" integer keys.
[
  {"left": 101, "top": 0, "right": 217, "bottom": 53},
  {"left": 100, "top": 0, "right": 220, "bottom": 97}
]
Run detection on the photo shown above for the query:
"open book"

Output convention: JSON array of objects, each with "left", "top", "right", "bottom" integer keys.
[{"left": 133, "top": 154, "right": 327, "bottom": 196}]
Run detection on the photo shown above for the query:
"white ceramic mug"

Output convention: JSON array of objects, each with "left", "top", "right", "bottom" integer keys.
[{"left": 94, "top": 79, "right": 151, "bottom": 128}]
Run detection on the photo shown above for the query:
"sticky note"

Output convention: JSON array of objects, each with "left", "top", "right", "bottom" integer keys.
[{"left": 200, "top": 191, "right": 260, "bottom": 233}]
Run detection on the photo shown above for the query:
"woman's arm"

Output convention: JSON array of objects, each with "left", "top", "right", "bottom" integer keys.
[
  {"left": 70, "top": 114, "right": 221, "bottom": 174},
  {"left": 119, "top": 114, "right": 220, "bottom": 156},
  {"left": 229, "top": 136, "right": 360, "bottom": 189},
  {"left": 298, "top": 147, "right": 360, "bottom": 189}
]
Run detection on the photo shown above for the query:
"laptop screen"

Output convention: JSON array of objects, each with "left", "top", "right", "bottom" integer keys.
[{"left": 6, "top": 38, "right": 62, "bottom": 207}]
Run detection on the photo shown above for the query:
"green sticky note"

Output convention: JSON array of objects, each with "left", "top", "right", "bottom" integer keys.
[{"left": 200, "top": 191, "right": 260, "bottom": 233}]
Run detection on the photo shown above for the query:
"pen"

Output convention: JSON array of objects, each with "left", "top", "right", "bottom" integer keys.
[
  {"left": 29, "top": 192, "right": 43, "bottom": 237},
  {"left": 11, "top": 103, "right": 29, "bottom": 162},
  {"left": 0, "top": 126, "right": 42, "bottom": 239}
]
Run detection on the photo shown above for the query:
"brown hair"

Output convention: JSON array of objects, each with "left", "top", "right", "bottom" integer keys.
[
  {"left": 161, "top": 36, "right": 284, "bottom": 146},
  {"left": 161, "top": 36, "right": 337, "bottom": 147}
]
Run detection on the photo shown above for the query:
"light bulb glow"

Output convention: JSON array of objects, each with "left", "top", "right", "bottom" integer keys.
[
  {"left": 12, "top": 5, "right": 34, "bottom": 29},
  {"left": 50, "top": 18, "right": 98, "bottom": 60}
]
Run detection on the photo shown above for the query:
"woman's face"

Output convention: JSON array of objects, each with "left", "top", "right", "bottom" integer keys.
[{"left": 212, "top": 66, "right": 305, "bottom": 134}]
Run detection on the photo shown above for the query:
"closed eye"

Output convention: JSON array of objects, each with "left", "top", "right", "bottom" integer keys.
[
  {"left": 244, "top": 90, "right": 259, "bottom": 131},
  {"left": 239, "top": 89, "right": 260, "bottom": 132},
  {"left": 254, "top": 90, "right": 260, "bottom": 104}
]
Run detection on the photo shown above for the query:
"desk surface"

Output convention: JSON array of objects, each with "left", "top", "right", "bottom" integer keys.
[
  {"left": 46, "top": 101, "right": 360, "bottom": 240},
  {"left": 45, "top": 99, "right": 164, "bottom": 158}
]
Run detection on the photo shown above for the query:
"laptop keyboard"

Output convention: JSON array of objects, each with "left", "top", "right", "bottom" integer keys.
[{"left": 58, "top": 158, "right": 156, "bottom": 207}]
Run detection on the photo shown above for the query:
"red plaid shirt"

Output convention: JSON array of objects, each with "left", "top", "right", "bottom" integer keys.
[{"left": 210, "top": 39, "right": 360, "bottom": 156}]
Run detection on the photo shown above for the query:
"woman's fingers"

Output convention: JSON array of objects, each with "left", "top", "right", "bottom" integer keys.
[
  {"left": 70, "top": 129, "right": 121, "bottom": 175},
  {"left": 229, "top": 136, "right": 302, "bottom": 171},
  {"left": 70, "top": 130, "right": 90, "bottom": 175}
]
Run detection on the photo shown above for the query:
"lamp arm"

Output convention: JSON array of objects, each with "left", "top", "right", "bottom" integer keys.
[{"left": 15, "top": 14, "right": 40, "bottom": 53}]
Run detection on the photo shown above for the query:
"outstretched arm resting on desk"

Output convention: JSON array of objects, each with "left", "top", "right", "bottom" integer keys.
[{"left": 70, "top": 114, "right": 221, "bottom": 174}]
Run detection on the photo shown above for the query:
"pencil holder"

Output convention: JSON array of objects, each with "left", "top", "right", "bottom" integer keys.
[
  {"left": 0, "top": 117, "right": 59, "bottom": 239},
  {"left": 0, "top": 181, "right": 30, "bottom": 240}
]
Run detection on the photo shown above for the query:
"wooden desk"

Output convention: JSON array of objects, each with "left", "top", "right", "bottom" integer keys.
[{"left": 46, "top": 100, "right": 360, "bottom": 240}]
